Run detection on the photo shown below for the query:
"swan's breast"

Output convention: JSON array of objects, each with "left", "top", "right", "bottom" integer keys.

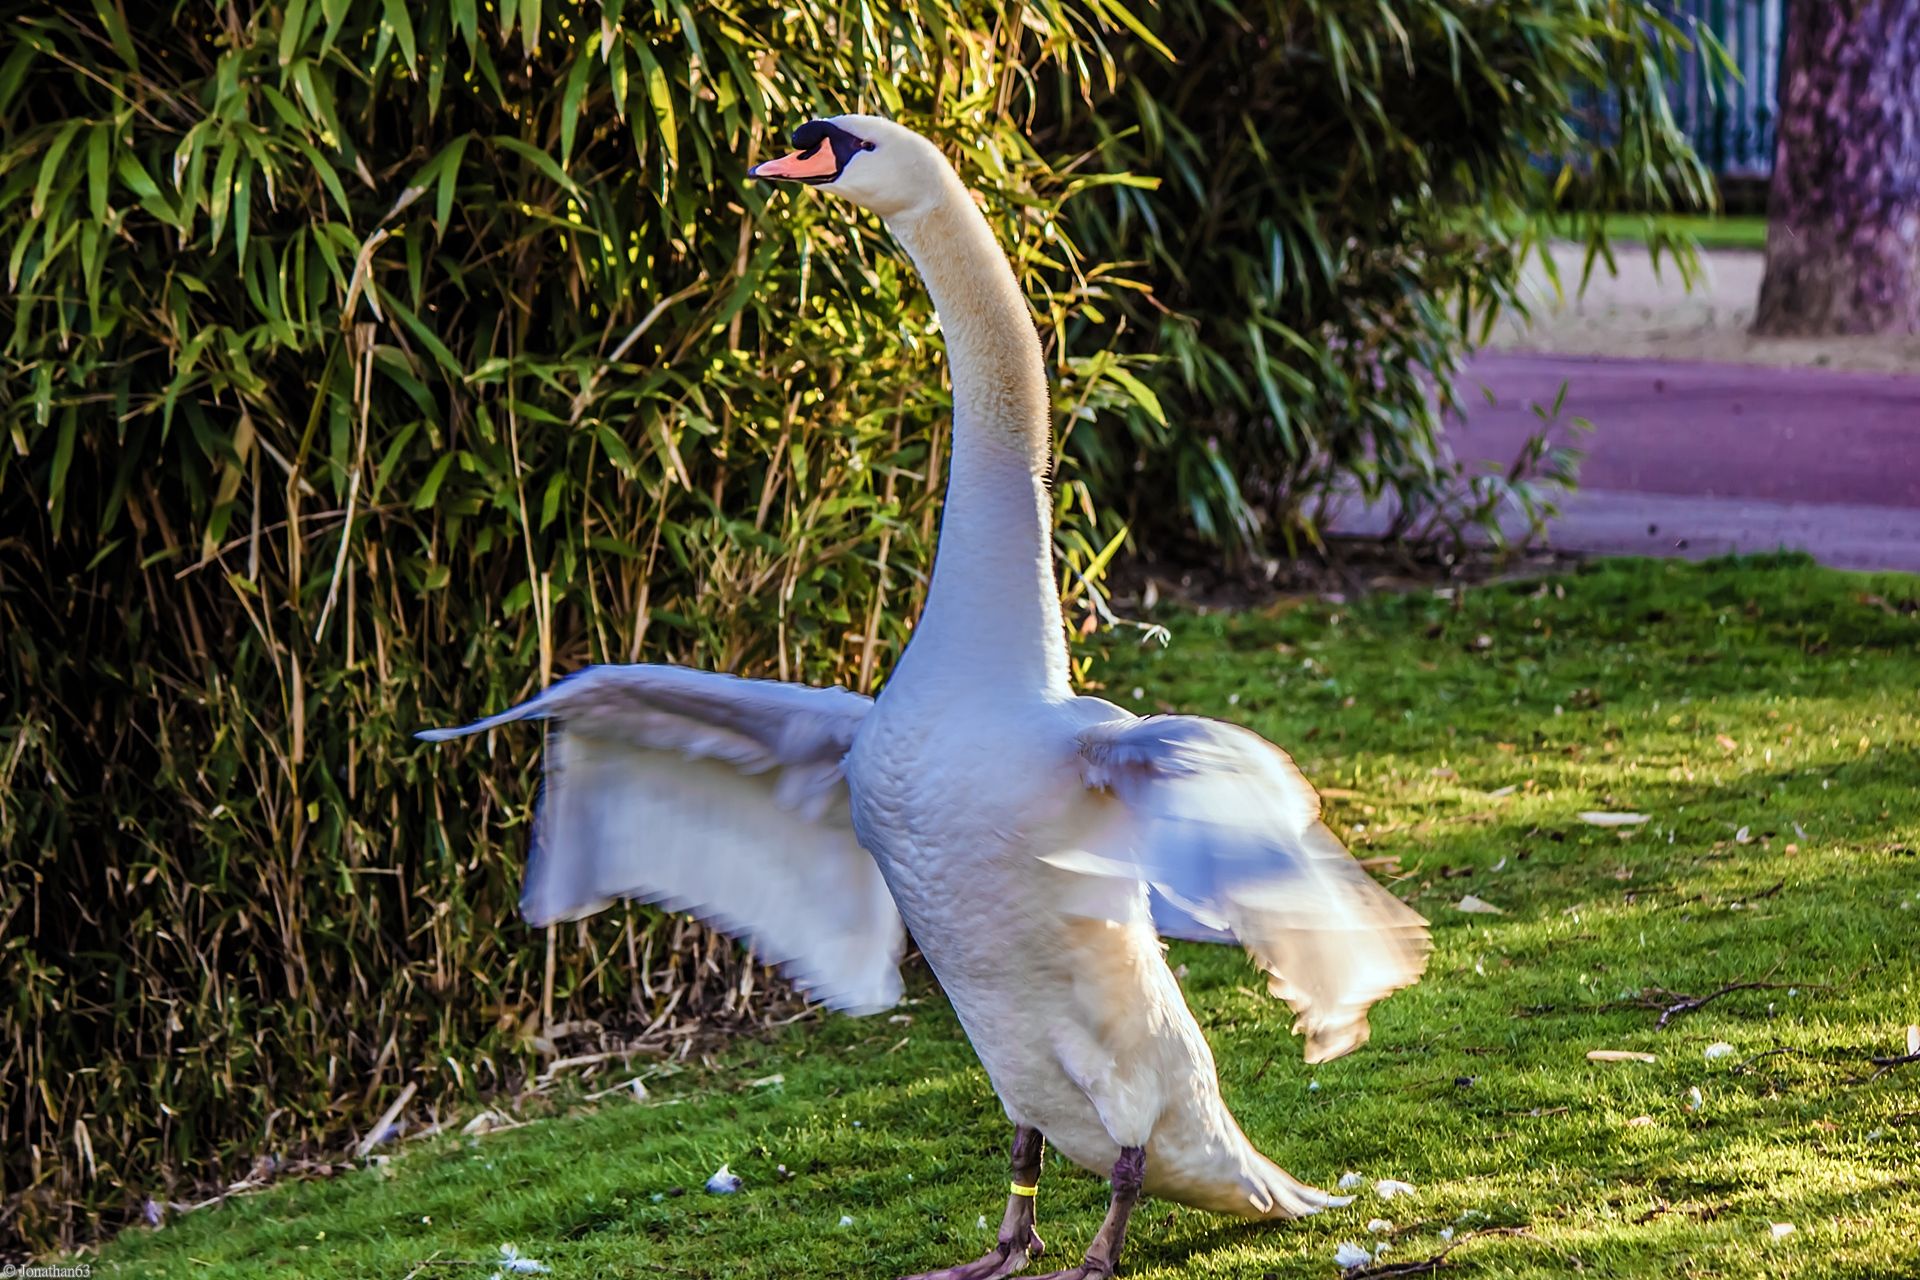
[{"left": 845, "top": 692, "right": 1079, "bottom": 956}]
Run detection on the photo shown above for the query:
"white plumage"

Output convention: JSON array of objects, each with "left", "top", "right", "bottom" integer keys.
[
  {"left": 1069, "top": 711, "right": 1431, "bottom": 1064},
  {"left": 425, "top": 115, "right": 1429, "bottom": 1275},
  {"left": 420, "top": 666, "right": 901, "bottom": 1014}
]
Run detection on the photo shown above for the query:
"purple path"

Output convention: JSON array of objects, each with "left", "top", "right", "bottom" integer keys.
[{"left": 1335, "top": 353, "right": 1920, "bottom": 572}]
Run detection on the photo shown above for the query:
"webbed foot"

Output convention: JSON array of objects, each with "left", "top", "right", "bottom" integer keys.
[
  {"left": 897, "top": 1125, "right": 1048, "bottom": 1280},
  {"left": 897, "top": 1227, "right": 1044, "bottom": 1280}
]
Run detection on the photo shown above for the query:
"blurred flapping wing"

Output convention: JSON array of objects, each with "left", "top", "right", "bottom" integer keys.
[
  {"left": 1068, "top": 711, "right": 1430, "bottom": 1062},
  {"left": 420, "top": 666, "right": 903, "bottom": 1014}
]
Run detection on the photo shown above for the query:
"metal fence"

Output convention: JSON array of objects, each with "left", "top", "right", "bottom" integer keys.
[{"left": 1663, "top": 0, "right": 1787, "bottom": 177}]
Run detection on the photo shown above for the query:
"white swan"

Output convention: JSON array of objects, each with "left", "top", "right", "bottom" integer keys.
[{"left": 423, "top": 115, "right": 1430, "bottom": 1279}]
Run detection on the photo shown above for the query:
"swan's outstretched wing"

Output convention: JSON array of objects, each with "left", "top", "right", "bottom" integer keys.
[
  {"left": 1068, "top": 711, "right": 1430, "bottom": 1062},
  {"left": 420, "top": 666, "right": 903, "bottom": 1014}
]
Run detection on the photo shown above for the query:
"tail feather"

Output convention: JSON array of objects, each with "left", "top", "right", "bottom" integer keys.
[
  {"left": 1152, "top": 1133, "right": 1352, "bottom": 1219},
  {"left": 1240, "top": 1149, "right": 1351, "bottom": 1220}
]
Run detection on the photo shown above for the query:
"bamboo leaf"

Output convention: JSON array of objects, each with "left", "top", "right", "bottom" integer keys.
[
  {"left": 559, "top": 36, "right": 598, "bottom": 164},
  {"left": 375, "top": 284, "right": 462, "bottom": 376},
  {"left": 0, "top": 32, "right": 40, "bottom": 118},
  {"left": 521, "top": 0, "right": 542, "bottom": 54},
  {"left": 286, "top": 136, "right": 353, "bottom": 220},
  {"left": 32, "top": 120, "right": 84, "bottom": 218},
  {"left": 452, "top": 0, "right": 477, "bottom": 51},
  {"left": 47, "top": 407, "right": 78, "bottom": 529},
  {"left": 381, "top": 0, "right": 418, "bottom": 78},
  {"left": 413, "top": 451, "right": 455, "bottom": 509},
  {"left": 1102, "top": 365, "right": 1165, "bottom": 426},
  {"left": 607, "top": 33, "right": 628, "bottom": 117},
  {"left": 90, "top": 0, "right": 139, "bottom": 70},
  {"left": 630, "top": 37, "right": 678, "bottom": 167},
  {"left": 209, "top": 139, "right": 238, "bottom": 248},
  {"left": 671, "top": 2, "right": 706, "bottom": 72},
  {"left": 86, "top": 123, "right": 110, "bottom": 224},
  {"left": 1086, "top": 0, "right": 1175, "bottom": 63},
  {"left": 278, "top": 0, "right": 309, "bottom": 65},
  {"left": 434, "top": 134, "right": 469, "bottom": 229},
  {"left": 488, "top": 134, "right": 578, "bottom": 194},
  {"left": 233, "top": 155, "right": 252, "bottom": 258}
]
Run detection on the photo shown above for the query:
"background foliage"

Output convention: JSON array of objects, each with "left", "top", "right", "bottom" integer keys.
[
  {"left": 1053, "top": 0, "right": 1715, "bottom": 552},
  {"left": 0, "top": 0, "right": 1705, "bottom": 1252}
]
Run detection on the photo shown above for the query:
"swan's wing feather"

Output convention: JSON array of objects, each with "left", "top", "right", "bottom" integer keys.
[
  {"left": 1072, "top": 712, "right": 1430, "bottom": 1062},
  {"left": 421, "top": 666, "right": 903, "bottom": 1014}
]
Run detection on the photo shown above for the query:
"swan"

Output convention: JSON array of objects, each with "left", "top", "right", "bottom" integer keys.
[{"left": 423, "top": 115, "right": 1430, "bottom": 1279}]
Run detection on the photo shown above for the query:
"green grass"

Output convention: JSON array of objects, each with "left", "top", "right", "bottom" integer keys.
[
  {"left": 85, "top": 556, "right": 1920, "bottom": 1279},
  {"left": 1565, "top": 213, "right": 1770, "bottom": 252}
]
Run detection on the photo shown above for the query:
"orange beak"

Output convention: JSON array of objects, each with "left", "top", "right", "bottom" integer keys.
[{"left": 750, "top": 147, "right": 840, "bottom": 182}]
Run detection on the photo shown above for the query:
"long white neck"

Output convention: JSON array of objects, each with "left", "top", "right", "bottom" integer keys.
[{"left": 883, "top": 172, "right": 1069, "bottom": 694}]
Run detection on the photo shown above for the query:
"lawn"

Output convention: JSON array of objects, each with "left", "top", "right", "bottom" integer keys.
[
  {"left": 85, "top": 555, "right": 1919, "bottom": 1280},
  {"left": 1554, "top": 213, "right": 1770, "bottom": 252}
]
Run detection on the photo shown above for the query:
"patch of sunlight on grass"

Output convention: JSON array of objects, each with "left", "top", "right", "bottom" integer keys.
[{"left": 87, "top": 555, "right": 1919, "bottom": 1280}]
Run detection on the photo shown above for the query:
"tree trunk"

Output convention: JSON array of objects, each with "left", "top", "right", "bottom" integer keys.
[{"left": 1752, "top": 2, "right": 1920, "bottom": 336}]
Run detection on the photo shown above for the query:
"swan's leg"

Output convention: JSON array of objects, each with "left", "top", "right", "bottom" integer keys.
[
  {"left": 897, "top": 1125, "right": 1047, "bottom": 1280},
  {"left": 1031, "top": 1146, "right": 1144, "bottom": 1280}
]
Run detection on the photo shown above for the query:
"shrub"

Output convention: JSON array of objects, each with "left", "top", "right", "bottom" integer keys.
[
  {"left": 1052, "top": 0, "right": 1715, "bottom": 553},
  {"left": 0, "top": 0, "right": 1151, "bottom": 1249}
]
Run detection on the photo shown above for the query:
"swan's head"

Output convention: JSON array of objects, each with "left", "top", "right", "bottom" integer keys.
[{"left": 750, "top": 115, "right": 950, "bottom": 220}]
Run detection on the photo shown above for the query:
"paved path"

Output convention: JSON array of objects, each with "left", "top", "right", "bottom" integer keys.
[
  {"left": 1335, "top": 353, "right": 1920, "bottom": 573},
  {"left": 1489, "top": 243, "right": 1920, "bottom": 375}
]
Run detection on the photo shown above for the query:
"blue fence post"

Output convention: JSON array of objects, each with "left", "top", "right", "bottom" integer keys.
[{"left": 1665, "top": 0, "right": 1786, "bottom": 178}]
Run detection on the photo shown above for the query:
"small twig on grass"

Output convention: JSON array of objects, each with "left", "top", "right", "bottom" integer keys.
[
  {"left": 1633, "top": 977, "right": 1819, "bottom": 1029},
  {"left": 1726, "top": 1041, "right": 1918, "bottom": 1083},
  {"left": 401, "top": 1259, "right": 495, "bottom": 1280},
  {"left": 1870, "top": 1024, "right": 1920, "bottom": 1078},
  {"left": 1867, "top": 1051, "right": 1920, "bottom": 1081},
  {"left": 1248, "top": 1047, "right": 1279, "bottom": 1087},
  {"left": 1350, "top": 1256, "right": 1451, "bottom": 1279},
  {"left": 1731, "top": 1047, "right": 1815, "bottom": 1075},
  {"left": 1347, "top": 1226, "right": 1532, "bottom": 1278}
]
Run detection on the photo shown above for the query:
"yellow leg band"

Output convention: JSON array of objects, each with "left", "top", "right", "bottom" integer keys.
[{"left": 1010, "top": 1182, "right": 1039, "bottom": 1198}]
